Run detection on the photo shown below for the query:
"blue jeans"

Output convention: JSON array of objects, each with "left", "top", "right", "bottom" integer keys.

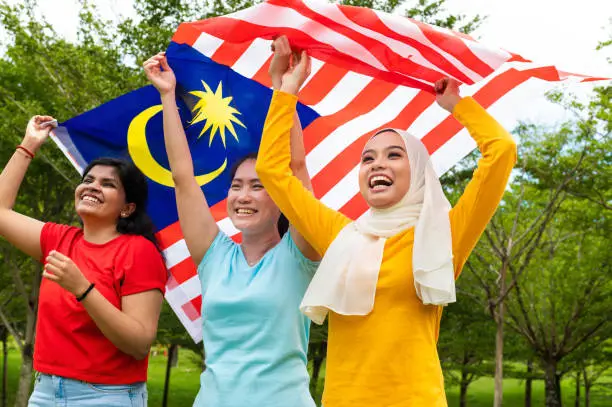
[{"left": 29, "top": 373, "right": 147, "bottom": 406}]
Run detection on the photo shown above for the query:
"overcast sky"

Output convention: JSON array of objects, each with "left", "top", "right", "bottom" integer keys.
[{"left": 5, "top": 0, "right": 612, "bottom": 129}]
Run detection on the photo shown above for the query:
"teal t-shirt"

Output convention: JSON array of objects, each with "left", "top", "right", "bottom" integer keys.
[{"left": 193, "top": 231, "right": 318, "bottom": 407}]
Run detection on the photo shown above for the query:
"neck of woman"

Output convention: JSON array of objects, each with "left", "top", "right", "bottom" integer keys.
[
  {"left": 82, "top": 219, "right": 121, "bottom": 245},
  {"left": 240, "top": 229, "right": 281, "bottom": 266}
]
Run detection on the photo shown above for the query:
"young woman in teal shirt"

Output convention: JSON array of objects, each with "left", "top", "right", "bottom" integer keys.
[{"left": 143, "top": 36, "right": 319, "bottom": 407}]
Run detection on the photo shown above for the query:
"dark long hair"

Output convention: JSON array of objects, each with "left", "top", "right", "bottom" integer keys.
[
  {"left": 229, "top": 152, "right": 289, "bottom": 237},
  {"left": 81, "top": 158, "right": 160, "bottom": 251}
]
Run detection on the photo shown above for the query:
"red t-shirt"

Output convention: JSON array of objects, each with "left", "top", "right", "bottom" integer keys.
[{"left": 34, "top": 222, "right": 168, "bottom": 384}]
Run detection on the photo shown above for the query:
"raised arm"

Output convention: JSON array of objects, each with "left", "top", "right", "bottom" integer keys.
[
  {"left": 256, "top": 51, "right": 350, "bottom": 256},
  {"left": 0, "top": 116, "right": 56, "bottom": 260},
  {"left": 144, "top": 53, "right": 218, "bottom": 266},
  {"left": 269, "top": 36, "right": 319, "bottom": 260},
  {"left": 438, "top": 79, "right": 518, "bottom": 277}
]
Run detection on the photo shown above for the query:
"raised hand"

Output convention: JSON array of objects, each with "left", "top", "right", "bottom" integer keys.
[
  {"left": 43, "top": 250, "right": 91, "bottom": 297},
  {"left": 143, "top": 52, "right": 176, "bottom": 96},
  {"left": 434, "top": 77, "right": 462, "bottom": 113},
  {"left": 269, "top": 35, "right": 292, "bottom": 90},
  {"left": 22, "top": 115, "right": 57, "bottom": 153},
  {"left": 279, "top": 50, "right": 311, "bottom": 96}
]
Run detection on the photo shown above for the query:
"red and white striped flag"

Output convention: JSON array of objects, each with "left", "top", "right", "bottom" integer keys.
[{"left": 158, "top": 0, "right": 607, "bottom": 342}]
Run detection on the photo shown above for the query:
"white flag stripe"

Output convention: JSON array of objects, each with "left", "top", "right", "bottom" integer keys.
[
  {"left": 192, "top": 31, "right": 225, "bottom": 57},
  {"left": 218, "top": 216, "right": 240, "bottom": 236},
  {"left": 165, "top": 278, "right": 203, "bottom": 341},
  {"left": 164, "top": 239, "right": 190, "bottom": 269},
  {"left": 175, "top": 275, "right": 202, "bottom": 301},
  {"left": 431, "top": 130, "right": 476, "bottom": 175},
  {"left": 406, "top": 103, "right": 449, "bottom": 140},
  {"left": 170, "top": 307, "right": 203, "bottom": 342},
  {"left": 459, "top": 37, "right": 513, "bottom": 71},
  {"left": 231, "top": 38, "right": 273, "bottom": 79},
  {"left": 230, "top": 3, "right": 388, "bottom": 72},
  {"left": 309, "top": 71, "right": 373, "bottom": 116},
  {"left": 306, "top": 86, "right": 419, "bottom": 175}
]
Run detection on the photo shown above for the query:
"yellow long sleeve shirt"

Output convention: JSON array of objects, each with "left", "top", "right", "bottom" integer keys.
[{"left": 256, "top": 90, "right": 517, "bottom": 407}]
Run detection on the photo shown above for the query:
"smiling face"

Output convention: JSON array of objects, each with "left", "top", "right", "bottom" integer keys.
[
  {"left": 358, "top": 130, "right": 412, "bottom": 209},
  {"left": 226, "top": 159, "right": 281, "bottom": 235},
  {"left": 74, "top": 165, "right": 132, "bottom": 225}
]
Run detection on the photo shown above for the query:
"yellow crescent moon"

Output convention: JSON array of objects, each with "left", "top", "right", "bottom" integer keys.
[{"left": 127, "top": 105, "right": 227, "bottom": 188}]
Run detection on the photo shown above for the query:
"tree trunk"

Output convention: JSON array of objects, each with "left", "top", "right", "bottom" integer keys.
[
  {"left": 309, "top": 341, "right": 326, "bottom": 397},
  {"left": 583, "top": 368, "right": 590, "bottom": 407},
  {"left": 574, "top": 370, "right": 581, "bottom": 407},
  {"left": 162, "top": 344, "right": 178, "bottom": 407},
  {"left": 459, "top": 350, "right": 472, "bottom": 407},
  {"left": 555, "top": 373, "right": 562, "bottom": 401},
  {"left": 459, "top": 376, "right": 469, "bottom": 407},
  {"left": 493, "top": 296, "right": 506, "bottom": 406},
  {"left": 1, "top": 330, "right": 7, "bottom": 407},
  {"left": 15, "top": 275, "right": 40, "bottom": 407},
  {"left": 493, "top": 257, "right": 510, "bottom": 407},
  {"left": 544, "top": 359, "right": 562, "bottom": 407},
  {"left": 584, "top": 385, "right": 590, "bottom": 407},
  {"left": 14, "top": 346, "right": 33, "bottom": 407},
  {"left": 525, "top": 359, "right": 533, "bottom": 407}
]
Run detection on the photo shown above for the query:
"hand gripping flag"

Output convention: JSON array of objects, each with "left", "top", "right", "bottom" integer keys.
[{"left": 54, "top": 0, "right": 608, "bottom": 342}]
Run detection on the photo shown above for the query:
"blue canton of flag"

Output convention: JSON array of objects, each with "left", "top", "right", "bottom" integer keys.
[{"left": 56, "top": 42, "right": 319, "bottom": 231}]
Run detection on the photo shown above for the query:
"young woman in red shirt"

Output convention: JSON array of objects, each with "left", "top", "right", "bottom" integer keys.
[{"left": 0, "top": 116, "right": 168, "bottom": 406}]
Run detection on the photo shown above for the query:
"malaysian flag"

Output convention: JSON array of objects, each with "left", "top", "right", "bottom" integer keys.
[{"left": 54, "top": 0, "right": 606, "bottom": 342}]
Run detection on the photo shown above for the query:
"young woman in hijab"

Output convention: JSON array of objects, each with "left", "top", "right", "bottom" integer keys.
[{"left": 256, "top": 51, "right": 517, "bottom": 406}]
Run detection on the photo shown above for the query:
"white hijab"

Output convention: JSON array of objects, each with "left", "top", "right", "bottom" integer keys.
[{"left": 300, "top": 129, "right": 456, "bottom": 325}]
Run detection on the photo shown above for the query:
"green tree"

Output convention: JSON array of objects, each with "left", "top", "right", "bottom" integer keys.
[
  {"left": 439, "top": 295, "right": 495, "bottom": 407},
  {"left": 504, "top": 196, "right": 611, "bottom": 407}
]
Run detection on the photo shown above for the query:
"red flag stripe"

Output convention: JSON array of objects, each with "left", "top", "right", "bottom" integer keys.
[
  {"left": 251, "top": 56, "right": 274, "bottom": 87},
  {"left": 210, "top": 40, "right": 255, "bottom": 67},
  {"left": 170, "top": 257, "right": 199, "bottom": 285},
  {"left": 156, "top": 221, "right": 184, "bottom": 250},
  {"left": 172, "top": 22, "right": 203, "bottom": 46},
  {"left": 338, "top": 192, "right": 369, "bottom": 220},
  {"left": 298, "top": 64, "right": 350, "bottom": 106}
]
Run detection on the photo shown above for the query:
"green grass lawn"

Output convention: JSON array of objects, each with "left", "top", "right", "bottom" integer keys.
[
  {"left": 147, "top": 349, "right": 201, "bottom": 407},
  {"left": 1, "top": 351, "right": 21, "bottom": 407},
  {"left": 446, "top": 375, "right": 611, "bottom": 407},
  {"left": 2, "top": 346, "right": 610, "bottom": 406}
]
